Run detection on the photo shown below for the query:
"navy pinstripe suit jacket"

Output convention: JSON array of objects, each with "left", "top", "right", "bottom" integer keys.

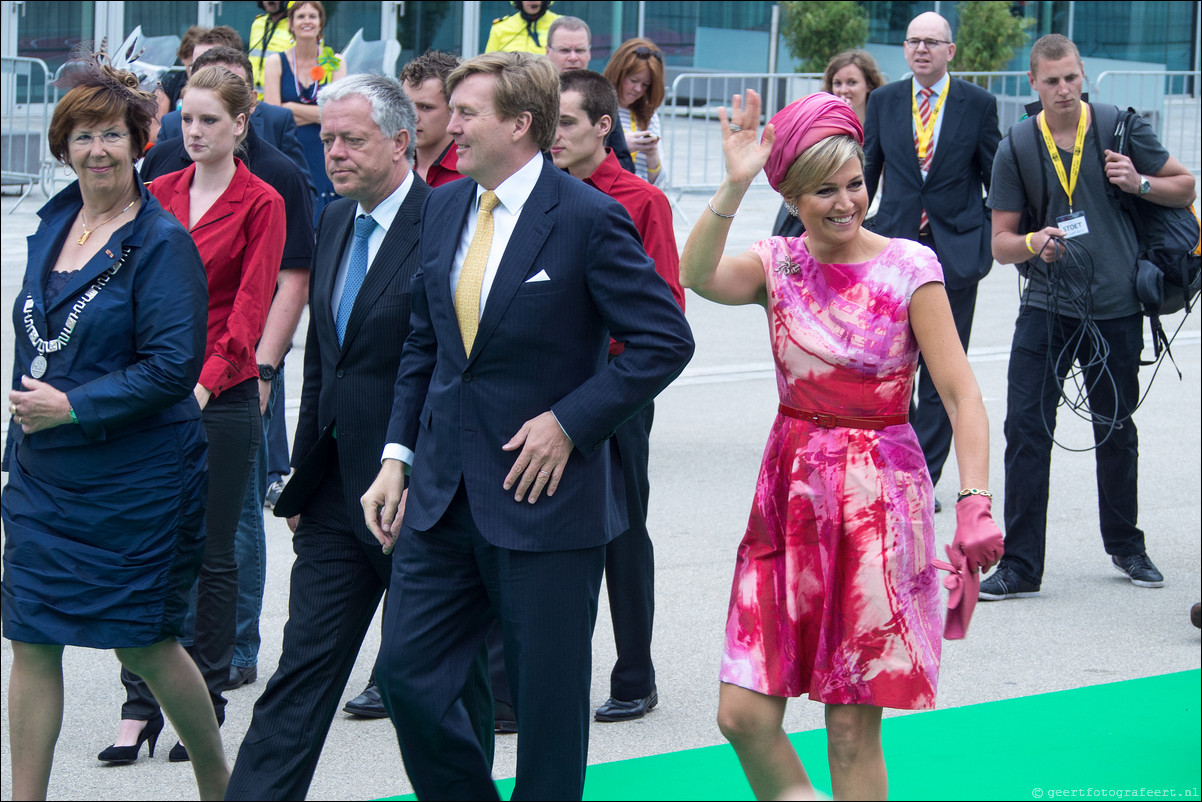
[{"left": 386, "top": 157, "right": 694, "bottom": 551}]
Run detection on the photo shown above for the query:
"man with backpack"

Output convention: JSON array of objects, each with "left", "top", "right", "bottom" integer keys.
[{"left": 982, "top": 34, "right": 1196, "bottom": 600}]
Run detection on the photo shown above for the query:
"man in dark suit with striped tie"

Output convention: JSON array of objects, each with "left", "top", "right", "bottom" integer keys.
[
  {"left": 863, "top": 11, "right": 1000, "bottom": 506},
  {"left": 225, "top": 74, "right": 489, "bottom": 801}
]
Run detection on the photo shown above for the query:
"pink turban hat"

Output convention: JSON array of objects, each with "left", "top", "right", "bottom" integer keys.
[{"left": 763, "top": 93, "right": 864, "bottom": 193}]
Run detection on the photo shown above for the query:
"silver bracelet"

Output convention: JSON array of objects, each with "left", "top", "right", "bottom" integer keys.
[{"left": 707, "top": 199, "right": 736, "bottom": 219}]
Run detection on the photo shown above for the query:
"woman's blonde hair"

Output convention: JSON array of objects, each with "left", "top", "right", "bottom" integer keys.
[
  {"left": 182, "top": 65, "right": 254, "bottom": 147},
  {"left": 776, "top": 135, "right": 864, "bottom": 202}
]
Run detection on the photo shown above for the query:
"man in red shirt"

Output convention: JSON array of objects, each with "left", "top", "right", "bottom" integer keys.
[
  {"left": 400, "top": 50, "right": 464, "bottom": 188},
  {"left": 552, "top": 68, "right": 685, "bottom": 721}
]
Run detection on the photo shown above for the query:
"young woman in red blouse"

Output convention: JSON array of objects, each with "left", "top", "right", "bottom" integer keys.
[{"left": 102, "top": 64, "right": 286, "bottom": 764}]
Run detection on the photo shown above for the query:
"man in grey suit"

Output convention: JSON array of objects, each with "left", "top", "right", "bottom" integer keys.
[{"left": 224, "top": 74, "right": 488, "bottom": 800}]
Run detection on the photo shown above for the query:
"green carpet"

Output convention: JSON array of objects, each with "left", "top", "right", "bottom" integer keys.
[{"left": 390, "top": 670, "right": 1202, "bottom": 800}]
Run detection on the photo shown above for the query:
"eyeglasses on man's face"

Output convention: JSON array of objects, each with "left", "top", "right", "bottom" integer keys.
[{"left": 904, "top": 38, "right": 950, "bottom": 50}]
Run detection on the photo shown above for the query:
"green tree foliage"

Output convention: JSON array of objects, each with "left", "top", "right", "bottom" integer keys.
[
  {"left": 780, "top": 1, "right": 869, "bottom": 74},
  {"left": 954, "top": 1, "right": 1033, "bottom": 74}
]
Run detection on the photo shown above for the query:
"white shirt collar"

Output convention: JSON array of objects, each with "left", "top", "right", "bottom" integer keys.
[
  {"left": 913, "top": 72, "right": 950, "bottom": 100},
  {"left": 357, "top": 169, "right": 414, "bottom": 230},
  {"left": 474, "top": 151, "right": 544, "bottom": 216}
]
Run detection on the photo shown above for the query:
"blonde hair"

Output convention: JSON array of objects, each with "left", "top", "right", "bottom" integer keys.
[
  {"left": 446, "top": 52, "right": 560, "bottom": 151},
  {"left": 776, "top": 135, "right": 864, "bottom": 202},
  {"left": 182, "top": 65, "right": 254, "bottom": 147}
]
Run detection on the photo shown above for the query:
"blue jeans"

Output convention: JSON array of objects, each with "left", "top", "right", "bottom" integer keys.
[
  {"left": 232, "top": 371, "right": 281, "bottom": 669},
  {"left": 1001, "top": 309, "right": 1146, "bottom": 585}
]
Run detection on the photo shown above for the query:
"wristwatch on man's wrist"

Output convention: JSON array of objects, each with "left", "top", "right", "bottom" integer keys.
[
  {"left": 258, "top": 363, "right": 277, "bottom": 382},
  {"left": 1138, "top": 175, "right": 1151, "bottom": 195}
]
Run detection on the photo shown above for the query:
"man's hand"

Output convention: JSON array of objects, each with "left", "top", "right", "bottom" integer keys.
[
  {"left": 1103, "top": 149, "right": 1141, "bottom": 194},
  {"left": 361, "top": 459, "right": 407, "bottom": 553},
  {"left": 258, "top": 378, "right": 272, "bottom": 414},
  {"left": 286, "top": 514, "right": 300, "bottom": 533},
  {"left": 502, "top": 411, "right": 573, "bottom": 503},
  {"left": 1030, "top": 226, "right": 1067, "bottom": 263}
]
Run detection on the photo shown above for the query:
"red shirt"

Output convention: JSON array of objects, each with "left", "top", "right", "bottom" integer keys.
[
  {"left": 424, "top": 141, "right": 464, "bottom": 188},
  {"left": 150, "top": 159, "right": 286, "bottom": 396},
  {"left": 584, "top": 149, "right": 685, "bottom": 355}
]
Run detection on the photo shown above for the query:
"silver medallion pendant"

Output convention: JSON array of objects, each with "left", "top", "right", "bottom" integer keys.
[{"left": 30, "top": 354, "right": 47, "bottom": 379}]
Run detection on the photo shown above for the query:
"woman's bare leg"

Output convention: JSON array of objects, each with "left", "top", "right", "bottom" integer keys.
[
  {"left": 8, "top": 641, "right": 65, "bottom": 801},
  {"left": 824, "top": 703, "right": 885, "bottom": 800},
  {"left": 116, "top": 639, "right": 229, "bottom": 800},
  {"left": 718, "top": 682, "right": 813, "bottom": 800}
]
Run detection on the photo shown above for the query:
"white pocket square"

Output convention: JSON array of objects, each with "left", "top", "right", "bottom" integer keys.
[{"left": 525, "top": 270, "right": 551, "bottom": 283}]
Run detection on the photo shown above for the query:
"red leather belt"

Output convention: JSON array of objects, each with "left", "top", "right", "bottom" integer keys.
[{"left": 778, "top": 403, "right": 908, "bottom": 431}]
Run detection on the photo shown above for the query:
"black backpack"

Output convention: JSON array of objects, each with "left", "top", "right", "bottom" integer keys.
[{"left": 1006, "top": 101, "right": 1201, "bottom": 361}]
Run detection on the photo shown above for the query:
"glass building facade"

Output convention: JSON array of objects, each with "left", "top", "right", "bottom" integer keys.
[{"left": 4, "top": 1, "right": 1198, "bottom": 81}]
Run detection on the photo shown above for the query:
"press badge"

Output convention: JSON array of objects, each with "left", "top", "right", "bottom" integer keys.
[{"left": 1056, "top": 210, "right": 1089, "bottom": 238}]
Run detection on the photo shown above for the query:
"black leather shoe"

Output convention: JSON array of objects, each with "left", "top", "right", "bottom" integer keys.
[
  {"left": 343, "top": 680, "right": 388, "bottom": 718},
  {"left": 223, "top": 663, "right": 257, "bottom": 691},
  {"left": 97, "top": 713, "right": 164, "bottom": 764},
  {"left": 595, "top": 690, "right": 658, "bottom": 722},
  {"left": 168, "top": 740, "right": 190, "bottom": 763},
  {"left": 494, "top": 700, "right": 517, "bottom": 734}
]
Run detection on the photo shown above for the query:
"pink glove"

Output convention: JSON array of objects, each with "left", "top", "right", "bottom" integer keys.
[
  {"left": 952, "top": 494, "right": 1004, "bottom": 573},
  {"left": 933, "top": 544, "right": 979, "bottom": 640}
]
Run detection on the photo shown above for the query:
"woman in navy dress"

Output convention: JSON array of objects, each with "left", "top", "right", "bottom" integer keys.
[
  {"left": 262, "top": 0, "right": 345, "bottom": 223},
  {"left": 2, "top": 58, "right": 229, "bottom": 799}
]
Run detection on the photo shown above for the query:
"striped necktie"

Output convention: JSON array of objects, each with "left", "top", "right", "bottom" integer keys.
[
  {"left": 336, "top": 214, "right": 375, "bottom": 346},
  {"left": 455, "top": 191, "right": 500, "bottom": 355},
  {"left": 915, "top": 87, "right": 934, "bottom": 231}
]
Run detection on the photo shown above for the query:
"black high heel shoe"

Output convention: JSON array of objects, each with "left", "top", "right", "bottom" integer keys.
[{"left": 97, "top": 713, "right": 165, "bottom": 764}]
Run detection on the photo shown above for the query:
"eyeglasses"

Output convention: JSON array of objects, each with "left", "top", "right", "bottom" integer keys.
[
  {"left": 904, "top": 37, "right": 950, "bottom": 50},
  {"left": 551, "top": 47, "right": 589, "bottom": 57},
  {"left": 69, "top": 131, "right": 129, "bottom": 148},
  {"left": 633, "top": 46, "right": 663, "bottom": 63}
]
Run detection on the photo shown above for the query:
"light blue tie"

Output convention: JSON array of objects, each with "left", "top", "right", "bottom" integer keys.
[{"left": 336, "top": 214, "right": 375, "bottom": 345}]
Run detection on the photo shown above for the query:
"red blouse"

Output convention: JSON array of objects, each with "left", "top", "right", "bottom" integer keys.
[{"left": 150, "top": 160, "right": 286, "bottom": 396}]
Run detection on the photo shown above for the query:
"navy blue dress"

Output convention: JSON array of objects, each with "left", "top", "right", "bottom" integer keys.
[
  {"left": 1, "top": 176, "right": 210, "bottom": 649},
  {"left": 278, "top": 51, "right": 336, "bottom": 223}
]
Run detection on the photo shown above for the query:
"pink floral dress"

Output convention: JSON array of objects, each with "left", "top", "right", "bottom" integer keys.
[{"left": 719, "top": 235, "right": 944, "bottom": 710}]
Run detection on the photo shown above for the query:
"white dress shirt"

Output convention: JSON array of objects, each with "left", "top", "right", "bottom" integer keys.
[
  {"left": 381, "top": 152, "right": 546, "bottom": 467},
  {"left": 332, "top": 170, "right": 415, "bottom": 309}
]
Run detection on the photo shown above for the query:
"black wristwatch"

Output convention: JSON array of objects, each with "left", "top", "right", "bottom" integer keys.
[{"left": 258, "top": 363, "right": 278, "bottom": 382}]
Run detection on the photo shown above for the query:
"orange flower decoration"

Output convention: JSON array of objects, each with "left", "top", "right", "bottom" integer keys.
[{"left": 310, "top": 65, "right": 326, "bottom": 82}]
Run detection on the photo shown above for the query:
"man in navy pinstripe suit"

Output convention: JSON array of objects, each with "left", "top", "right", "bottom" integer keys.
[{"left": 361, "top": 52, "right": 693, "bottom": 800}]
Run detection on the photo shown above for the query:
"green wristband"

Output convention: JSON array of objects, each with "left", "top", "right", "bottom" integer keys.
[{"left": 68, "top": 407, "right": 79, "bottom": 424}]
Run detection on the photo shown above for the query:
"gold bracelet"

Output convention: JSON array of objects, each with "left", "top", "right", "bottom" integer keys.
[
  {"left": 957, "top": 488, "right": 992, "bottom": 499},
  {"left": 1025, "top": 233, "right": 1037, "bottom": 255},
  {"left": 707, "top": 199, "right": 736, "bottom": 219}
]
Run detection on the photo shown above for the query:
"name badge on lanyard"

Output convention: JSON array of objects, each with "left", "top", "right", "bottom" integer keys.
[
  {"left": 1056, "top": 210, "right": 1089, "bottom": 238},
  {"left": 1040, "top": 101, "right": 1091, "bottom": 239}
]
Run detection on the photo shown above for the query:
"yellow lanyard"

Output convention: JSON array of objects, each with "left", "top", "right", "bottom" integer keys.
[
  {"left": 1038, "top": 101, "right": 1088, "bottom": 210},
  {"left": 911, "top": 80, "right": 951, "bottom": 161}
]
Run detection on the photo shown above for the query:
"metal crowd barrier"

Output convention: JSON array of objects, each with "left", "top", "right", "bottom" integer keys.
[
  {"left": 1, "top": 55, "right": 55, "bottom": 212},
  {"left": 662, "top": 69, "right": 1202, "bottom": 195}
]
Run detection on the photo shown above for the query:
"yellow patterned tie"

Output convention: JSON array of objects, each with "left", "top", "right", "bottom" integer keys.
[{"left": 455, "top": 190, "right": 501, "bottom": 355}]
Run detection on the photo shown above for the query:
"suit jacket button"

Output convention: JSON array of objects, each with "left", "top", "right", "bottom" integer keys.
[
  {"left": 462, "top": 372, "right": 472, "bottom": 382},
  {"left": 336, "top": 369, "right": 344, "bottom": 378}
]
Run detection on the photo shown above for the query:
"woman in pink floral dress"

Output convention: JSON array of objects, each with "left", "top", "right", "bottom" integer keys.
[{"left": 680, "top": 91, "right": 1003, "bottom": 799}]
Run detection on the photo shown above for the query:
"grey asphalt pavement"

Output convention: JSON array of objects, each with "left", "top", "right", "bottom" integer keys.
[{"left": 1, "top": 171, "right": 1199, "bottom": 800}]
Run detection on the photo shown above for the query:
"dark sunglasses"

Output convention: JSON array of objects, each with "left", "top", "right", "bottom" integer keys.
[{"left": 633, "top": 46, "right": 663, "bottom": 62}]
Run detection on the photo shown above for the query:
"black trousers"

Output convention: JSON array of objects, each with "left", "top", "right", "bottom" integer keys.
[
  {"left": 121, "top": 388, "right": 259, "bottom": 725},
  {"left": 378, "top": 483, "right": 605, "bottom": 801},
  {"left": 489, "top": 401, "right": 657, "bottom": 707},
  {"left": 911, "top": 229, "right": 979, "bottom": 488},
  {"left": 604, "top": 401, "right": 656, "bottom": 700},
  {"left": 1001, "top": 309, "right": 1145, "bottom": 584}
]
